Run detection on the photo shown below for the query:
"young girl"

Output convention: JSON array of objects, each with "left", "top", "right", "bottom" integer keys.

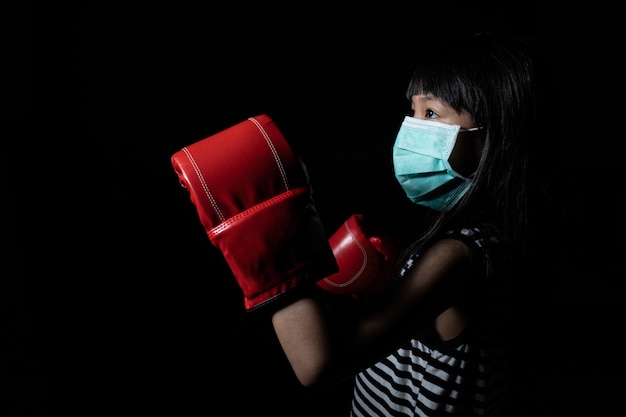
[
  {"left": 172, "top": 30, "right": 559, "bottom": 417},
  {"left": 269, "top": 31, "right": 558, "bottom": 416}
]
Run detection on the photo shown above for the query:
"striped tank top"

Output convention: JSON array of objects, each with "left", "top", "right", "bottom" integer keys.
[{"left": 350, "top": 225, "right": 513, "bottom": 416}]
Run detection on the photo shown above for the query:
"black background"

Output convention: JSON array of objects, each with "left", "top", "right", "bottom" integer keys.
[{"left": 3, "top": 1, "right": 624, "bottom": 416}]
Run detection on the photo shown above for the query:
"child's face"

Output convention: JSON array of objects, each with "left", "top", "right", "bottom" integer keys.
[{"left": 410, "top": 94, "right": 483, "bottom": 177}]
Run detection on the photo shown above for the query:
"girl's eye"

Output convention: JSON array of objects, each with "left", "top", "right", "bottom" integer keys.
[{"left": 425, "top": 109, "right": 439, "bottom": 119}]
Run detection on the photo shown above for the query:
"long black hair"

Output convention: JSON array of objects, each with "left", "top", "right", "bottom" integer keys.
[{"left": 405, "top": 31, "right": 559, "bottom": 257}]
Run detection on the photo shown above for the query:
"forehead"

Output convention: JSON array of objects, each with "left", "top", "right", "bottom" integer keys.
[{"left": 411, "top": 94, "right": 450, "bottom": 108}]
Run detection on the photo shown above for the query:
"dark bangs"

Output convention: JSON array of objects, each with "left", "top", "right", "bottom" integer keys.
[{"left": 404, "top": 33, "right": 509, "bottom": 125}]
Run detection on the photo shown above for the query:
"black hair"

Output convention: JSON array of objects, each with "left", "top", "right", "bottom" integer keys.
[{"left": 406, "top": 31, "right": 559, "bottom": 257}]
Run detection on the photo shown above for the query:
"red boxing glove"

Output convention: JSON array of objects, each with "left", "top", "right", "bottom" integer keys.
[
  {"left": 171, "top": 115, "right": 338, "bottom": 311},
  {"left": 317, "top": 214, "right": 401, "bottom": 300}
]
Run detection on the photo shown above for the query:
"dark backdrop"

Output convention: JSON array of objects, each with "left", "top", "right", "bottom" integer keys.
[{"left": 3, "top": 2, "right": 624, "bottom": 416}]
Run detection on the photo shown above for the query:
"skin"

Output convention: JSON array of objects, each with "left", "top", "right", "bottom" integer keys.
[
  {"left": 410, "top": 94, "right": 484, "bottom": 177},
  {"left": 272, "top": 95, "right": 485, "bottom": 388}
]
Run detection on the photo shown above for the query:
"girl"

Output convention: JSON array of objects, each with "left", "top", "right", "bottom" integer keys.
[{"left": 271, "top": 31, "right": 558, "bottom": 416}]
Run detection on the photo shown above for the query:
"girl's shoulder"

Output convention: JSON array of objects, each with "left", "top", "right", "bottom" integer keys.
[
  {"left": 400, "top": 223, "right": 511, "bottom": 282},
  {"left": 442, "top": 223, "right": 513, "bottom": 281},
  {"left": 442, "top": 223, "right": 504, "bottom": 247}
]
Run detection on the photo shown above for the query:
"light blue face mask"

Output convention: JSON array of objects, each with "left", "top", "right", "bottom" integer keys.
[{"left": 392, "top": 116, "right": 479, "bottom": 211}]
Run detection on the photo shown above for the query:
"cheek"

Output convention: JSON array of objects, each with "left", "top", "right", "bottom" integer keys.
[{"left": 448, "top": 136, "right": 483, "bottom": 176}]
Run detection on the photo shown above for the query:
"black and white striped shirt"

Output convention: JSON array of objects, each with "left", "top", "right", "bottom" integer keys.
[{"left": 350, "top": 226, "right": 513, "bottom": 416}]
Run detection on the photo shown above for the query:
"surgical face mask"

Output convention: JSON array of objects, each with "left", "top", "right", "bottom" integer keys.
[{"left": 392, "top": 116, "right": 479, "bottom": 211}]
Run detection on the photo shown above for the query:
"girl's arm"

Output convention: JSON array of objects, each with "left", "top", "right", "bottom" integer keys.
[{"left": 272, "top": 237, "right": 474, "bottom": 387}]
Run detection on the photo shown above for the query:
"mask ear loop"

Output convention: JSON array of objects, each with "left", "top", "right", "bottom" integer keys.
[{"left": 448, "top": 126, "right": 484, "bottom": 180}]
